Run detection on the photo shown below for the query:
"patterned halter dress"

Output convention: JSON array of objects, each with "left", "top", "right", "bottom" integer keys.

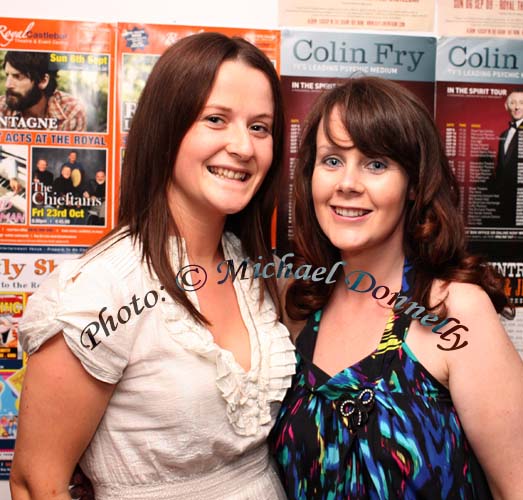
[{"left": 270, "top": 264, "right": 492, "bottom": 499}]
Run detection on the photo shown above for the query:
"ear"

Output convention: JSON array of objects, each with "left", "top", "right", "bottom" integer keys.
[
  {"left": 37, "top": 73, "right": 50, "bottom": 91},
  {"left": 408, "top": 186, "right": 415, "bottom": 201}
]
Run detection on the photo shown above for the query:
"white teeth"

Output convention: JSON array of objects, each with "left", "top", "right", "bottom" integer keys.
[
  {"left": 208, "top": 166, "right": 248, "bottom": 181},
  {"left": 334, "top": 207, "right": 369, "bottom": 217}
]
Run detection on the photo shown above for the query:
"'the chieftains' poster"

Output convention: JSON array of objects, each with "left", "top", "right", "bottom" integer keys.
[
  {"left": 0, "top": 18, "right": 116, "bottom": 247},
  {"left": 276, "top": 30, "right": 436, "bottom": 252}
]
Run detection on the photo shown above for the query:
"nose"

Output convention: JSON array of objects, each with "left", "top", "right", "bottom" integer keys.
[
  {"left": 5, "top": 75, "right": 15, "bottom": 90},
  {"left": 336, "top": 163, "right": 364, "bottom": 194},
  {"left": 225, "top": 124, "right": 254, "bottom": 160}
]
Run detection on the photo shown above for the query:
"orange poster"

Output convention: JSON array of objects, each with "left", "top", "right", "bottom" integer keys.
[
  {"left": 115, "top": 23, "right": 280, "bottom": 220},
  {"left": 0, "top": 17, "right": 116, "bottom": 246}
]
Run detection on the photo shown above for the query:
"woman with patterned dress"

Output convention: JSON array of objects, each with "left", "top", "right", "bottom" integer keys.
[
  {"left": 270, "top": 77, "right": 523, "bottom": 499},
  {"left": 11, "top": 33, "right": 295, "bottom": 500}
]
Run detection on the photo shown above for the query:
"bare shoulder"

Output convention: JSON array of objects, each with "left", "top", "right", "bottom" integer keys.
[
  {"left": 444, "top": 281, "right": 496, "bottom": 314},
  {"left": 445, "top": 281, "right": 512, "bottom": 348},
  {"left": 437, "top": 281, "right": 520, "bottom": 370},
  {"left": 436, "top": 282, "right": 523, "bottom": 496},
  {"left": 429, "top": 279, "right": 502, "bottom": 335},
  {"left": 429, "top": 279, "right": 493, "bottom": 315},
  {"left": 412, "top": 278, "right": 520, "bottom": 372}
]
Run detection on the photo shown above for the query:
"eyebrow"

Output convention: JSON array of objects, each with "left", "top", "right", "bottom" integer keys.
[
  {"left": 203, "top": 104, "right": 274, "bottom": 121},
  {"left": 316, "top": 143, "right": 354, "bottom": 154}
]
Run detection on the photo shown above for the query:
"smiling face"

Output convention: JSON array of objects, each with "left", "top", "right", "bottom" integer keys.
[
  {"left": 506, "top": 91, "right": 523, "bottom": 121},
  {"left": 61, "top": 166, "right": 71, "bottom": 179},
  {"left": 167, "top": 59, "right": 274, "bottom": 222},
  {"left": 36, "top": 159, "right": 47, "bottom": 172},
  {"left": 95, "top": 171, "right": 105, "bottom": 184},
  {"left": 312, "top": 107, "right": 410, "bottom": 260}
]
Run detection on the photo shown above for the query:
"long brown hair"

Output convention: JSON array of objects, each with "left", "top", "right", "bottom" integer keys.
[
  {"left": 98, "top": 32, "right": 284, "bottom": 324},
  {"left": 287, "top": 76, "right": 513, "bottom": 320}
]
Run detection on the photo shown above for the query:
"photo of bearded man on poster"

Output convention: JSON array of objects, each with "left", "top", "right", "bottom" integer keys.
[{"left": 0, "top": 51, "right": 87, "bottom": 132}]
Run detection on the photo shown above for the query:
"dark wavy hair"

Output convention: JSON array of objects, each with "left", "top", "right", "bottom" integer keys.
[
  {"left": 97, "top": 32, "right": 284, "bottom": 324},
  {"left": 287, "top": 76, "right": 513, "bottom": 321},
  {"left": 3, "top": 51, "right": 58, "bottom": 97}
]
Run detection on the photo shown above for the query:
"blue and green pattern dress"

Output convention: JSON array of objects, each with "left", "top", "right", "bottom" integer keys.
[{"left": 270, "top": 275, "right": 492, "bottom": 499}]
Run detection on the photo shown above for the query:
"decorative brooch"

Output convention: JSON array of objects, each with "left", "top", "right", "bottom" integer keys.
[{"left": 338, "top": 388, "right": 375, "bottom": 431}]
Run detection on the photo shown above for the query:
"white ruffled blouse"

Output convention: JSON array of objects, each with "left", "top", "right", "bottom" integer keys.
[{"left": 20, "top": 231, "right": 295, "bottom": 500}]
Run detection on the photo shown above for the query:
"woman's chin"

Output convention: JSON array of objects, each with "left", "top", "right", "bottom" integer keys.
[{"left": 212, "top": 198, "right": 251, "bottom": 216}]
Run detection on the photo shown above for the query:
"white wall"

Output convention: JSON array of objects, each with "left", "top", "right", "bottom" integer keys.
[{"left": 1, "top": 0, "right": 279, "bottom": 28}]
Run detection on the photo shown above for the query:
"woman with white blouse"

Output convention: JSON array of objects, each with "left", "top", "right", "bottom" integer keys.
[{"left": 10, "top": 33, "right": 295, "bottom": 500}]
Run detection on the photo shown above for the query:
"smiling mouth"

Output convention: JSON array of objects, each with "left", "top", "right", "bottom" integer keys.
[
  {"left": 333, "top": 207, "right": 371, "bottom": 217},
  {"left": 208, "top": 166, "right": 250, "bottom": 182}
]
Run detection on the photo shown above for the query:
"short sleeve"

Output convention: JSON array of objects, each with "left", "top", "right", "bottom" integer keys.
[{"left": 20, "top": 255, "right": 135, "bottom": 384}]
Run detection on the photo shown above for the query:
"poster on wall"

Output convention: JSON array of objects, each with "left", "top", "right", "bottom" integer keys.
[
  {"left": 115, "top": 23, "right": 280, "bottom": 221},
  {"left": 0, "top": 17, "right": 116, "bottom": 247},
  {"left": 0, "top": 244, "right": 86, "bottom": 292},
  {"left": 438, "top": 0, "right": 523, "bottom": 38},
  {"left": 0, "top": 244, "right": 82, "bottom": 478},
  {"left": 502, "top": 309, "right": 523, "bottom": 359},
  {"left": 435, "top": 37, "right": 523, "bottom": 257},
  {"left": 0, "top": 292, "right": 27, "bottom": 479},
  {"left": 492, "top": 260, "right": 523, "bottom": 308},
  {"left": 279, "top": 0, "right": 435, "bottom": 32},
  {"left": 0, "top": 293, "right": 25, "bottom": 365},
  {"left": 493, "top": 259, "right": 523, "bottom": 358},
  {"left": 275, "top": 30, "right": 436, "bottom": 253},
  {"left": 0, "top": 366, "right": 24, "bottom": 480}
]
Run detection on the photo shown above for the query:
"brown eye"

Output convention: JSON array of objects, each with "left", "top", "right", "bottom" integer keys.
[
  {"left": 250, "top": 123, "right": 271, "bottom": 137},
  {"left": 205, "top": 115, "right": 225, "bottom": 125}
]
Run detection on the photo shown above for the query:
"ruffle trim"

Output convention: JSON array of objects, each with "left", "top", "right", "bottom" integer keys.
[{"left": 148, "top": 232, "right": 296, "bottom": 436}]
